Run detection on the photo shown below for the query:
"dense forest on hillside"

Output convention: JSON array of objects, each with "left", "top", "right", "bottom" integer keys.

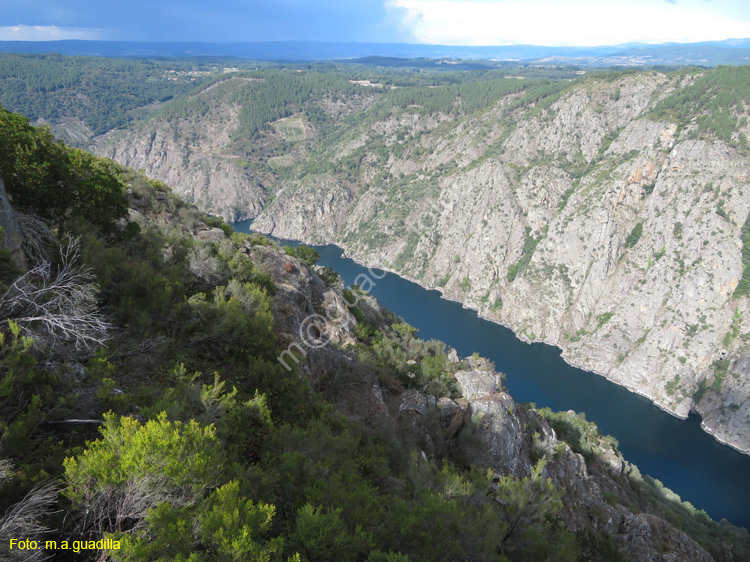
[
  {"left": 0, "top": 54, "right": 232, "bottom": 135},
  {"left": 3, "top": 106, "right": 750, "bottom": 561},
  {"left": 0, "top": 53, "right": 597, "bottom": 145}
]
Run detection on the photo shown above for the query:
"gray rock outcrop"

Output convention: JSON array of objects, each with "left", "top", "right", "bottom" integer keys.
[{"left": 0, "top": 176, "right": 26, "bottom": 268}]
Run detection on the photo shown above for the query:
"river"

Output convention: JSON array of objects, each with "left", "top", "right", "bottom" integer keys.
[{"left": 234, "top": 220, "right": 750, "bottom": 529}]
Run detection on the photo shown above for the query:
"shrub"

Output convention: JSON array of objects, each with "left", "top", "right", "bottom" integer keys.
[
  {"left": 285, "top": 245, "right": 320, "bottom": 266},
  {"left": 625, "top": 222, "right": 643, "bottom": 248},
  {"left": 0, "top": 107, "right": 127, "bottom": 233}
]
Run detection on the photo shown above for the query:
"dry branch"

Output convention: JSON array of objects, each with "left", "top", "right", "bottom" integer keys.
[{"left": 0, "top": 238, "right": 111, "bottom": 356}]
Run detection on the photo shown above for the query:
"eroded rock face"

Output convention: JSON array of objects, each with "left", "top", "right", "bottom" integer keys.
[
  {"left": 241, "top": 238, "right": 724, "bottom": 561},
  {"left": 457, "top": 380, "right": 715, "bottom": 561},
  {"left": 252, "top": 73, "right": 750, "bottom": 454},
  {"left": 247, "top": 243, "right": 358, "bottom": 380},
  {"left": 0, "top": 177, "right": 26, "bottom": 268},
  {"left": 90, "top": 93, "right": 265, "bottom": 222},
  {"left": 464, "top": 393, "right": 526, "bottom": 475},
  {"left": 455, "top": 370, "right": 505, "bottom": 400}
]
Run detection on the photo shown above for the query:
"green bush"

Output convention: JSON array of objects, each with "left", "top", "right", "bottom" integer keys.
[
  {"left": 625, "top": 222, "right": 643, "bottom": 248},
  {"left": 734, "top": 211, "right": 750, "bottom": 298},
  {"left": 285, "top": 244, "right": 320, "bottom": 266},
  {"left": 64, "top": 412, "right": 225, "bottom": 501},
  {"left": 0, "top": 106, "right": 128, "bottom": 233}
]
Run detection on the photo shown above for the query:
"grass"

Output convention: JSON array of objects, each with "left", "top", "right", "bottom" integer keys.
[
  {"left": 271, "top": 114, "right": 306, "bottom": 141},
  {"left": 268, "top": 154, "right": 295, "bottom": 169}
]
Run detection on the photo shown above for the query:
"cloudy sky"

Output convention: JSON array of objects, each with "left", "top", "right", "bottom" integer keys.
[{"left": 0, "top": 0, "right": 748, "bottom": 46}]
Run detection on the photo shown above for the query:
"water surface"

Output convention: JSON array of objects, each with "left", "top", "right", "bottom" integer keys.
[{"left": 235, "top": 220, "right": 750, "bottom": 528}]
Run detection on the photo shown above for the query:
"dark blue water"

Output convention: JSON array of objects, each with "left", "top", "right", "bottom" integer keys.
[{"left": 235, "top": 220, "right": 750, "bottom": 529}]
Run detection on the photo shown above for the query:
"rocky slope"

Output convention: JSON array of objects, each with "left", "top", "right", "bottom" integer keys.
[
  {"left": 88, "top": 67, "right": 750, "bottom": 454},
  {"left": 248, "top": 224, "right": 741, "bottom": 561},
  {"left": 92, "top": 77, "right": 267, "bottom": 221},
  {"left": 250, "top": 70, "right": 750, "bottom": 454},
  {"left": 6, "top": 169, "right": 744, "bottom": 561}
]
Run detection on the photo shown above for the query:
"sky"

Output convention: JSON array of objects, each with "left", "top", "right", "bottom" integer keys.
[{"left": 0, "top": 0, "right": 749, "bottom": 46}]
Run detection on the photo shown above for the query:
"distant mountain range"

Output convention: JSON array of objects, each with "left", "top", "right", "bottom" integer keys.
[{"left": 1, "top": 38, "right": 750, "bottom": 66}]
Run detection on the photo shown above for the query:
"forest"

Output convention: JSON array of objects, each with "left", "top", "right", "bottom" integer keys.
[{"left": 0, "top": 54, "right": 225, "bottom": 136}]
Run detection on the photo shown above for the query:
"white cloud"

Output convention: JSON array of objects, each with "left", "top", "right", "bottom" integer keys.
[
  {"left": 0, "top": 24, "right": 106, "bottom": 41},
  {"left": 393, "top": 0, "right": 750, "bottom": 46}
]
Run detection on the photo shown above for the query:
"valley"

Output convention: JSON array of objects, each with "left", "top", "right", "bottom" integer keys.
[
  {"left": 2, "top": 51, "right": 750, "bottom": 560},
  {"left": 50, "top": 62, "right": 750, "bottom": 456},
  {"left": 2, "top": 54, "right": 749, "bottom": 452}
]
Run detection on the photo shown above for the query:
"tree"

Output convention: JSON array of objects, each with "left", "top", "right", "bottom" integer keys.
[
  {"left": 285, "top": 245, "right": 320, "bottom": 267},
  {"left": 624, "top": 222, "right": 643, "bottom": 248},
  {"left": 0, "top": 106, "right": 127, "bottom": 233}
]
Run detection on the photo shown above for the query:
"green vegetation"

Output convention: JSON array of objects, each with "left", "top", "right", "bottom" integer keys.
[
  {"left": 507, "top": 226, "right": 547, "bottom": 282},
  {"left": 273, "top": 114, "right": 307, "bottom": 141},
  {"left": 734, "top": 211, "right": 750, "bottom": 298},
  {"left": 536, "top": 408, "right": 614, "bottom": 463},
  {"left": 723, "top": 308, "right": 743, "bottom": 345},
  {"left": 624, "top": 222, "right": 644, "bottom": 248},
  {"left": 161, "top": 69, "right": 363, "bottom": 143},
  {"left": 0, "top": 106, "right": 128, "bottom": 232},
  {"left": 376, "top": 78, "right": 527, "bottom": 117},
  {"left": 284, "top": 244, "right": 321, "bottom": 266},
  {"left": 666, "top": 374, "right": 681, "bottom": 396},
  {"left": 596, "top": 312, "right": 614, "bottom": 328},
  {"left": 649, "top": 66, "right": 750, "bottom": 145},
  {"left": 0, "top": 54, "right": 212, "bottom": 136},
  {"left": 537, "top": 406, "right": 750, "bottom": 561}
]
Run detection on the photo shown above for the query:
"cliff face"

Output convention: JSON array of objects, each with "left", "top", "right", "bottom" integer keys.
[
  {"left": 91, "top": 78, "right": 268, "bottom": 221},
  {"left": 89, "top": 69, "right": 750, "bottom": 454},
  {"left": 266, "top": 243, "right": 721, "bottom": 561},
  {"left": 252, "top": 72, "right": 750, "bottom": 454}
]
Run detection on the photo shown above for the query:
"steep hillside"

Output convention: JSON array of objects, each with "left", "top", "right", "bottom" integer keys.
[
  {"left": 69, "top": 63, "right": 750, "bottom": 454},
  {"left": 91, "top": 71, "right": 379, "bottom": 220},
  {"left": 2, "top": 105, "right": 750, "bottom": 561},
  {"left": 0, "top": 53, "right": 223, "bottom": 141},
  {"left": 251, "top": 67, "right": 750, "bottom": 455}
]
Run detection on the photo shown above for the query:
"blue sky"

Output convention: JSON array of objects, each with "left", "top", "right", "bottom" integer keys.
[{"left": 1, "top": 0, "right": 749, "bottom": 46}]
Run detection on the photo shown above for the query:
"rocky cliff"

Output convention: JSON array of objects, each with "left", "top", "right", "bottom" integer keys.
[
  {"left": 88, "top": 67, "right": 750, "bottom": 455},
  {"left": 256, "top": 231, "right": 740, "bottom": 561},
  {"left": 252, "top": 70, "right": 750, "bottom": 455},
  {"left": 93, "top": 94, "right": 266, "bottom": 221}
]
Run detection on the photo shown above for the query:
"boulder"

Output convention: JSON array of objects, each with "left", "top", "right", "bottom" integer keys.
[
  {"left": 196, "top": 227, "right": 226, "bottom": 242},
  {"left": 447, "top": 348, "right": 460, "bottom": 363},
  {"left": 455, "top": 370, "right": 504, "bottom": 400}
]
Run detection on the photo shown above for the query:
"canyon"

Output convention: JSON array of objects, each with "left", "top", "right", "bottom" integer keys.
[{"left": 85, "top": 67, "right": 750, "bottom": 455}]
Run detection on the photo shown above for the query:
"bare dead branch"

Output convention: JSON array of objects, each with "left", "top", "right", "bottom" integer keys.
[
  {"left": 0, "top": 470, "right": 60, "bottom": 562},
  {"left": 15, "top": 213, "right": 55, "bottom": 266},
  {"left": 75, "top": 475, "right": 199, "bottom": 539},
  {"left": 0, "top": 237, "right": 111, "bottom": 356},
  {"left": 107, "top": 336, "right": 168, "bottom": 362},
  {"left": 45, "top": 419, "right": 105, "bottom": 425}
]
